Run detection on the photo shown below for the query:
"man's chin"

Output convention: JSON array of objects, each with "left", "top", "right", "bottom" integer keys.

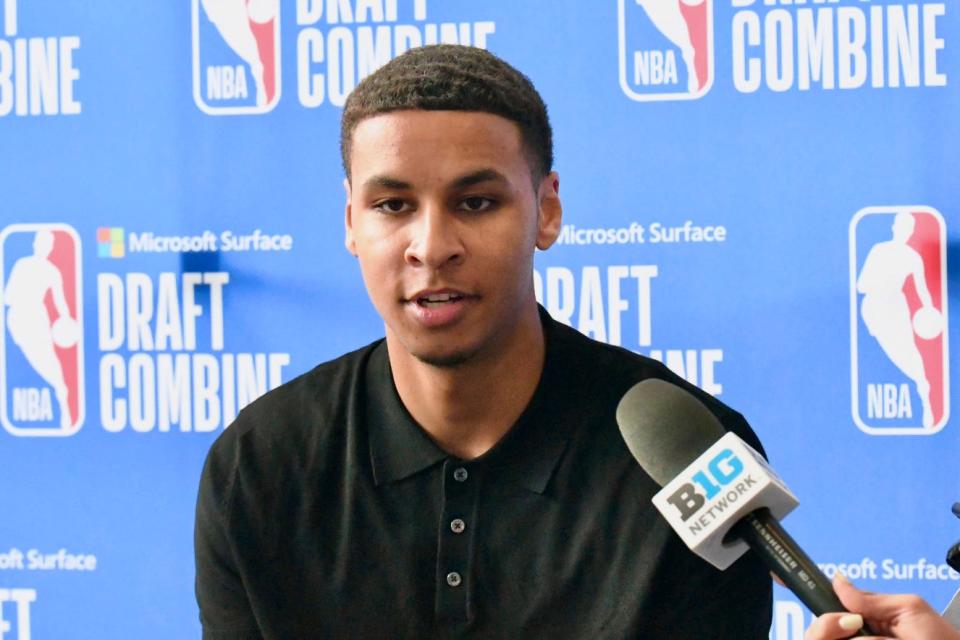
[{"left": 412, "top": 347, "right": 476, "bottom": 369}]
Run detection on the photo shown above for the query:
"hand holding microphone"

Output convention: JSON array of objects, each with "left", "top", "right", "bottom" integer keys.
[{"left": 804, "top": 574, "right": 960, "bottom": 640}]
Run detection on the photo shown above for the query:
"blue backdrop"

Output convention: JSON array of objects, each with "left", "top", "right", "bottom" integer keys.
[{"left": 0, "top": 1, "right": 956, "bottom": 638}]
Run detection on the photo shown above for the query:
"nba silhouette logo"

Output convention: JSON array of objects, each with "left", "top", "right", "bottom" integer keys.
[
  {"left": 617, "top": 0, "right": 713, "bottom": 101},
  {"left": 849, "top": 206, "right": 950, "bottom": 435},
  {"left": 192, "top": 0, "right": 281, "bottom": 115},
  {"left": 0, "top": 223, "right": 85, "bottom": 437}
]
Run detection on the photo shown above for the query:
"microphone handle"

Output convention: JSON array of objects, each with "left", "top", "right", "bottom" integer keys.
[{"left": 729, "top": 508, "right": 875, "bottom": 637}]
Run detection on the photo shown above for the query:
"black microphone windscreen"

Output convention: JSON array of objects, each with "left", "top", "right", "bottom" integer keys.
[{"left": 615, "top": 379, "right": 725, "bottom": 486}]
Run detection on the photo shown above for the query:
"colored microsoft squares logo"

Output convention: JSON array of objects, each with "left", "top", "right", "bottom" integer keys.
[{"left": 97, "top": 227, "right": 124, "bottom": 258}]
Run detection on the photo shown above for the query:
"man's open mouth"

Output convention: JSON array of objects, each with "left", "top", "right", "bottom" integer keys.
[{"left": 416, "top": 293, "right": 465, "bottom": 307}]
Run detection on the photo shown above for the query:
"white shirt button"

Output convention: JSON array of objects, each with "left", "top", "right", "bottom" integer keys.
[
  {"left": 450, "top": 518, "right": 466, "bottom": 534},
  {"left": 446, "top": 572, "right": 462, "bottom": 587}
]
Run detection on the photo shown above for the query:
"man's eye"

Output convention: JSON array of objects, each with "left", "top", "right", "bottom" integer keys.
[
  {"left": 460, "top": 197, "right": 495, "bottom": 212},
  {"left": 373, "top": 199, "right": 410, "bottom": 214}
]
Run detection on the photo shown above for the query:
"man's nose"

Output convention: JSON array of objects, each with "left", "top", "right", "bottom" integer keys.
[{"left": 404, "top": 205, "right": 464, "bottom": 269}]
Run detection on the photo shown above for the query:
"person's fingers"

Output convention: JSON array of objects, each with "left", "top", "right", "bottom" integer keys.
[
  {"left": 833, "top": 574, "right": 937, "bottom": 621},
  {"left": 804, "top": 576, "right": 902, "bottom": 640},
  {"left": 832, "top": 573, "right": 874, "bottom": 610},
  {"left": 804, "top": 610, "right": 894, "bottom": 640},
  {"left": 804, "top": 611, "right": 864, "bottom": 640}
]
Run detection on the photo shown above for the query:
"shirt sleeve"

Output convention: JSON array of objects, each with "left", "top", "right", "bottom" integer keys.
[
  {"left": 195, "top": 435, "right": 264, "bottom": 640},
  {"left": 698, "top": 546, "right": 774, "bottom": 638},
  {"left": 635, "top": 534, "right": 773, "bottom": 638}
]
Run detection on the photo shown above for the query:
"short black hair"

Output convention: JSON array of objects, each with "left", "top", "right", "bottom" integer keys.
[{"left": 341, "top": 44, "right": 553, "bottom": 182}]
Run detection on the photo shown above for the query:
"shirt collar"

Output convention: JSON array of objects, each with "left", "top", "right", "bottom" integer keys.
[
  {"left": 365, "top": 306, "right": 575, "bottom": 494},
  {"left": 365, "top": 343, "right": 448, "bottom": 486}
]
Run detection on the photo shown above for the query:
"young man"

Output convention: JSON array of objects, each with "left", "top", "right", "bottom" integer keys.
[{"left": 195, "top": 45, "right": 772, "bottom": 638}]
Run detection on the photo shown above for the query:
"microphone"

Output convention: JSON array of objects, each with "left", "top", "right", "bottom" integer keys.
[{"left": 616, "top": 378, "right": 874, "bottom": 636}]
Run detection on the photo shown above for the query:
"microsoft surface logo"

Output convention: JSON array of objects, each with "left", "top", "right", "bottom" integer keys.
[{"left": 97, "top": 227, "right": 124, "bottom": 258}]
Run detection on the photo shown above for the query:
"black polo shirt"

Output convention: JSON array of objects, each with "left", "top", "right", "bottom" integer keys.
[{"left": 195, "top": 311, "right": 772, "bottom": 639}]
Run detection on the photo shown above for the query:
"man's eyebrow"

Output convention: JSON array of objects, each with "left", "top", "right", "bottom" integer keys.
[
  {"left": 361, "top": 169, "right": 510, "bottom": 192},
  {"left": 452, "top": 169, "right": 510, "bottom": 189},
  {"left": 362, "top": 175, "right": 413, "bottom": 190}
]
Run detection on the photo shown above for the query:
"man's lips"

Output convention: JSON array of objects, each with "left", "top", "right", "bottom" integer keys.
[
  {"left": 402, "top": 288, "right": 477, "bottom": 328},
  {"left": 404, "top": 288, "right": 476, "bottom": 307}
]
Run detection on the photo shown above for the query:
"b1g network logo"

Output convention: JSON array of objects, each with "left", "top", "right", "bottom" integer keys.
[
  {"left": 192, "top": 0, "right": 281, "bottom": 115},
  {"left": 0, "top": 223, "right": 84, "bottom": 436},
  {"left": 617, "top": 0, "right": 713, "bottom": 101},
  {"left": 849, "top": 206, "right": 949, "bottom": 435}
]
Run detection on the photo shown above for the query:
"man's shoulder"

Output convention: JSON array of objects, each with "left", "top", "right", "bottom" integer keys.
[
  {"left": 548, "top": 316, "right": 704, "bottom": 400},
  {"left": 547, "top": 316, "right": 764, "bottom": 454},
  {"left": 203, "top": 339, "right": 383, "bottom": 465}
]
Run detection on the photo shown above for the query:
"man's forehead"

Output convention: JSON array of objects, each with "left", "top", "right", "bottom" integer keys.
[
  {"left": 351, "top": 109, "right": 522, "bottom": 148},
  {"left": 349, "top": 110, "right": 531, "bottom": 184}
]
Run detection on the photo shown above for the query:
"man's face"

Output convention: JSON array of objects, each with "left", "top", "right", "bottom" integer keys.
[{"left": 344, "top": 110, "right": 561, "bottom": 368}]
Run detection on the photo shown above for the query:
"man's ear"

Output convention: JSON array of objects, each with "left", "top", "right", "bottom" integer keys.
[
  {"left": 344, "top": 178, "right": 357, "bottom": 256},
  {"left": 535, "top": 171, "right": 562, "bottom": 250}
]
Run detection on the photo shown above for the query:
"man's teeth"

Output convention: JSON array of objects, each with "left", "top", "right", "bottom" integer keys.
[{"left": 418, "top": 293, "right": 463, "bottom": 305}]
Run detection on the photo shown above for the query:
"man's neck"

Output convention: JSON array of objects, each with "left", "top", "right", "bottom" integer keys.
[{"left": 386, "top": 305, "right": 546, "bottom": 460}]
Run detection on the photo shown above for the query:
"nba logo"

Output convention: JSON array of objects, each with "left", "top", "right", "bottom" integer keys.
[
  {"left": 0, "top": 223, "right": 85, "bottom": 437},
  {"left": 849, "top": 206, "right": 950, "bottom": 435},
  {"left": 617, "top": 0, "right": 713, "bottom": 101},
  {"left": 192, "top": 0, "right": 281, "bottom": 115}
]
